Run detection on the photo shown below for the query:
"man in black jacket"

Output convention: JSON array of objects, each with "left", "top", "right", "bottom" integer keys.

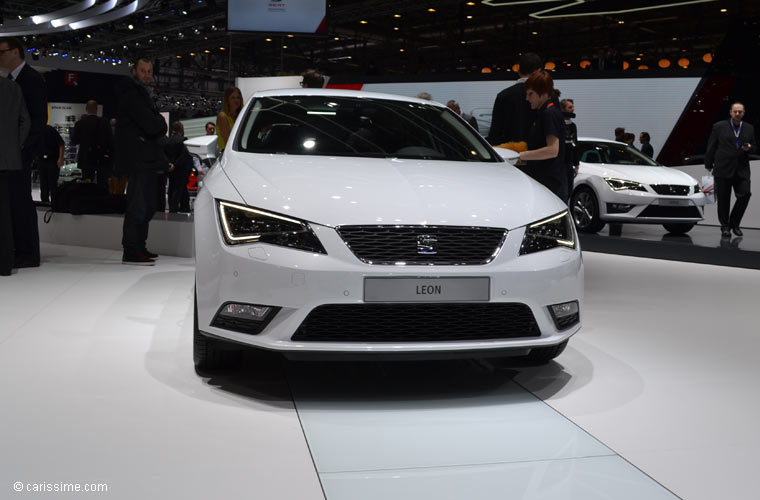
[
  {"left": 72, "top": 100, "right": 112, "bottom": 187},
  {"left": 115, "top": 56, "right": 168, "bottom": 265},
  {"left": 705, "top": 102, "right": 756, "bottom": 238},
  {"left": 0, "top": 37, "right": 47, "bottom": 269},
  {"left": 486, "top": 52, "right": 542, "bottom": 146},
  {"left": 37, "top": 125, "right": 65, "bottom": 205},
  {"left": 165, "top": 121, "right": 192, "bottom": 213}
]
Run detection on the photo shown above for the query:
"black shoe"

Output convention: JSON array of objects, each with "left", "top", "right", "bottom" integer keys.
[
  {"left": 142, "top": 249, "right": 158, "bottom": 259},
  {"left": 122, "top": 253, "right": 156, "bottom": 266},
  {"left": 721, "top": 226, "right": 731, "bottom": 238},
  {"left": 731, "top": 227, "right": 743, "bottom": 237}
]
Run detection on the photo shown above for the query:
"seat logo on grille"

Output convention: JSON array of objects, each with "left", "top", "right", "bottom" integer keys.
[{"left": 416, "top": 235, "right": 438, "bottom": 255}]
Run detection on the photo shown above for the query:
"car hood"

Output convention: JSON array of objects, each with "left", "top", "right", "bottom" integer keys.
[
  {"left": 580, "top": 162, "right": 698, "bottom": 186},
  {"left": 221, "top": 153, "right": 566, "bottom": 229}
]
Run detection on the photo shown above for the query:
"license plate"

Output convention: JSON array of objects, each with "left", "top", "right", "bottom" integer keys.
[
  {"left": 655, "top": 199, "right": 690, "bottom": 206},
  {"left": 364, "top": 277, "right": 490, "bottom": 302}
]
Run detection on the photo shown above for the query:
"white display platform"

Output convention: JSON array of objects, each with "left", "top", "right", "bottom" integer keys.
[{"left": 37, "top": 208, "right": 194, "bottom": 257}]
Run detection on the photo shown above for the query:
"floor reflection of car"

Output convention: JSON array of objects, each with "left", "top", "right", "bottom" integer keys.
[
  {"left": 193, "top": 89, "right": 583, "bottom": 373},
  {"left": 571, "top": 138, "right": 706, "bottom": 234}
]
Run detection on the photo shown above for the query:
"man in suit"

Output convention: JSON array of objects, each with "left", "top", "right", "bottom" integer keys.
[
  {"left": 115, "top": 55, "right": 168, "bottom": 265},
  {"left": 639, "top": 131, "right": 654, "bottom": 158},
  {"left": 446, "top": 100, "right": 480, "bottom": 132},
  {"left": 165, "top": 121, "right": 192, "bottom": 213},
  {"left": 486, "top": 52, "right": 542, "bottom": 146},
  {"left": 0, "top": 78, "right": 31, "bottom": 276},
  {"left": 72, "top": 100, "right": 112, "bottom": 187},
  {"left": 0, "top": 37, "right": 47, "bottom": 268},
  {"left": 705, "top": 102, "right": 756, "bottom": 238}
]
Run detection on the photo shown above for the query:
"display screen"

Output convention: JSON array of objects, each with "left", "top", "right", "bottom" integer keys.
[{"left": 227, "top": 0, "right": 327, "bottom": 34}]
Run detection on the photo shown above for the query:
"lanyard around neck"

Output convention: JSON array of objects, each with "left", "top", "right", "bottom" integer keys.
[{"left": 731, "top": 120, "right": 743, "bottom": 147}]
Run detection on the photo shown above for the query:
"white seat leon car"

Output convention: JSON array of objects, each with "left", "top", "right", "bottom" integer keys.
[
  {"left": 193, "top": 89, "right": 582, "bottom": 372},
  {"left": 571, "top": 138, "right": 706, "bottom": 234}
]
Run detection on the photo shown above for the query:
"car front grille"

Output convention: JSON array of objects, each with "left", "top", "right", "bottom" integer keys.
[
  {"left": 291, "top": 303, "right": 540, "bottom": 342},
  {"left": 638, "top": 205, "right": 702, "bottom": 218},
  {"left": 650, "top": 184, "right": 690, "bottom": 196},
  {"left": 336, "top": 225, "right": 507, "bottom": 265}
]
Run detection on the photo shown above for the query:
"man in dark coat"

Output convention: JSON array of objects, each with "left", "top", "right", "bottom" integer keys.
[
  {"left": 639, "top": 131, "right": 654, "bottom": 158},
  {"left": 705, "top": 102, "right": 756, "bottom": 238},
  {"left": 72, "top": 100, "right": 112, "bottom": 187},
  {"left": 165, "top": 121, "right": 192, "bottom": 213},
  {"left": 0, "top": 77, "right": 30, "bottom": 275},
  {"left": 0, "top": 37, "right": 47, "bottom": 268},
  {"left": 486, "top": 52, "right": 542, "bottom": 146},
  {"left": 115, "top": 55, "right": 168, "bottom": 265}
]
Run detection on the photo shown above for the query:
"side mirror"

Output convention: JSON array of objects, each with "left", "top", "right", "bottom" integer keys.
[{"left": 494, "top": 147, "right": 519, "bottom": 165}]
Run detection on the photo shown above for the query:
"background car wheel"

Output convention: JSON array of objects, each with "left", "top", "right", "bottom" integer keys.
[
  {"left": 193, "top": 291, "right": 241, "bottom": 373},
  {"left": 662, "top": 223, "right": 696, "bottom": 235},
  {"left": 524, "top": 340, "right": 568, "bottom": 365},
  {"left": 570, "top": 187, "right": 605, "bottom": 233}
]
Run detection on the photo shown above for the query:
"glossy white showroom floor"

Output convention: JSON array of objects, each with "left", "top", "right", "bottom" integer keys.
[{"left": 1, "top": 243, "right": 759, "bottom": 500}]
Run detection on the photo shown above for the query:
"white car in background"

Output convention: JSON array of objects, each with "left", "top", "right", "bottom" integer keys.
[
  {"left": 193, "top": 89, "right": 583, "bottom": 372},
  {"left": 571, "top": 137, "right": 706, "bottom": 234}
]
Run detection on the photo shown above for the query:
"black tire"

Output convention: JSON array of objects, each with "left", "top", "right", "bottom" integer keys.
[
  {"left": 525, "top": 340, "right": 568, "bottom": 365},
  {"left": 570, "top": 187, "right": 605, "bottom": 233},
  {"left": 193, "top": 291, "right": 241, "bottom": 373},
  {"left": 662, "top": 223, "right": 695, "bottom": 235}
]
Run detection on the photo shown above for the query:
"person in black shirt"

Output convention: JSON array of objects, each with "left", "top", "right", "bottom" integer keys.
[
  {"left": 518, "top": 70, "right": 566, "bottom": 199},
  {"left": 37, "top": 125, "right": 64, "bottom": 204},
  {"left": 560, "top": 99, "right": 579, "bottom": 203},
  {"left": 639, "top": 131, "right": 654, "bottom": 158}
]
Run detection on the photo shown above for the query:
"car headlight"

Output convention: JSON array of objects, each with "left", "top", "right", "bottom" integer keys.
[
  {"left": 694, "top": 184, "right": 701, "bottom": 193},
  {"left": 604, "top": 177, "right": 647, "bottom": 192},
  {"left": 217, "top": 200, "right": 327, "bottom": 253},
  {"left": 519, "top": 210, "right": 576, "bottom": 255}
]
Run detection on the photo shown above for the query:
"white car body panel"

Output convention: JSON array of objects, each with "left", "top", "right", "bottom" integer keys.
[
  {"left": 573, "top": 137, "right": 706, "bottom": 226},
  {"left": 194, "top": 89, "right": 583, "bottom": 357}
]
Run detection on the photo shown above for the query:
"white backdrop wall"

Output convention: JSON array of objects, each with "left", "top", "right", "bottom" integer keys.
[{"left": 361, "top": 78, "right": 701, "bottom": 159}]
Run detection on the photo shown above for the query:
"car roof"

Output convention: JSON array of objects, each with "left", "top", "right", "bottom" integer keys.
[
  {"left": 578, "top": 137, "right": 627, "bottom": 145},
  {"left": 249, "top": 88, "right": 446, "bottom": 108}
]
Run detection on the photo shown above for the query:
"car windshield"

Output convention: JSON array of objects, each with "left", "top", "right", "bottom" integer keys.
[
  {"left": 578, "top": 141, "right": 659, "bottom": 166},
  {"left": 234, "top": 95, "right": 498, "bottom": 162}
]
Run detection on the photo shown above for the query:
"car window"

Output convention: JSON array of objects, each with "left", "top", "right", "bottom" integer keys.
[
  {"left": 235, "top": 96, "right": 498, "bottom": 162},
  {"left": 577, "top": 141, "right": 659, "bottom": 166}
]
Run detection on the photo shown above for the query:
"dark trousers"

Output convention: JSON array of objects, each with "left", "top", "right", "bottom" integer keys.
[
  {"left": 156, "top": 174, "right": 168, "bottom": 212},
  {"left": 715, "top": 176, "right": 751, "bottom": 228},
  {"left": 9, "top": 169, "right": 40, "bottom": 264},
  {"left": 0, "top": 172, "right": 14, "bottom": 275},
  {"left": 168, "top": 167, "right": 190, "bottom": 212},
  {"left": 37, "top": 160, "right": 60, "bottom": 204},
  {"left": 122, "top": 170, "right": 158, "bottom": 256}
]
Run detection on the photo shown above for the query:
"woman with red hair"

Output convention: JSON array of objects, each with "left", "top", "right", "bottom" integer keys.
[{"left": 517, "top": 70, "right": 566, "bottom": 199}]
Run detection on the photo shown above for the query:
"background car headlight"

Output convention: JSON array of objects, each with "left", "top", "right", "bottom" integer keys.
[
  {"left": 604, "top": 177, "right": 647, "bottom": 192},
  {"left": 217, "top": 200, "right": 327, "bottom": 253},
  {"left": 694, "top": 184, "right": 702, "bottom": 193},
  {"left": 520, "top": 210, "right": 576, "bottom": 255}
]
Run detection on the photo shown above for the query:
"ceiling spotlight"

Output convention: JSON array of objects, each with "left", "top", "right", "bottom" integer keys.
[
  {"left": 720, "top": 8, "right": 727, "bottom": 13},
  {"left": 334, "top": 36, "right": 340, "bottom": 40},
  {"left": 393, "top": 26, "right": 399, "bottom": 30},
  {"left": 194, "top": 28, "right": 201, "bottom": 35},
  {"left": 190, "top": 52, "right": 196, "bottom": 56},
  {"left": 360, "top": 20, "right": 368, "bottom": 24},
  {"left": 393, "top": 14, "right": 401, "bottom": 18},
  {"left": 399, "top": 48, "right": 405, "bottom": 52},
  {"left": 466, "top": 15, "right": 473, "bottom": 19},
  {"left": 219, "top": 46, "right": 226, "bottom": 51},
  {"left": 428, "top": 8, "right": 436, "bottom": 13},
  {"left": 86, "top": 34, "right": 92, "bottom": 38},
  {"left": 204, "top": 49, "right": 210, "bottom": 53},
  {"left": 128, "top": 24, "right": 134, "bottom": 30},
  {"left": 287, "top": 34, "right": 294, "bottom": 38},
  {"left": 466, "top": 1, "right": 476, "bottom": 5},
  {"left": 265, "top": 38, "right": 272, "bottom": 42}
]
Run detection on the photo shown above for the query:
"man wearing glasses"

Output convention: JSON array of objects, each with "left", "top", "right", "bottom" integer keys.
[{"left": 0, "top": 37, "right": 47, "bottom": 269}]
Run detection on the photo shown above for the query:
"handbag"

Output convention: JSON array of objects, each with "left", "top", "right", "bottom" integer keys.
[{"left": 701, "top": 174, "right": 715, "bottom": 204}]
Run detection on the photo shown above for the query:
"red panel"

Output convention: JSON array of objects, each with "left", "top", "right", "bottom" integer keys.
[{"left": 325, "top": 83, "right": 364, "bottom": 91}]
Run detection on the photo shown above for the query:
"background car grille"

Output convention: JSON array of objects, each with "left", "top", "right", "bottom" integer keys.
[
  {"left": 291, "top": 303, "right": 540, "bottom": 342},
  {"left": 336, "top": 225, "right": 507, "bottom": 265},
  {"left": 638, "top": 206, "right": 702, "bottom": 218},
  {"left": 650, "top": 185, "right": 690, "bottom": 196}
]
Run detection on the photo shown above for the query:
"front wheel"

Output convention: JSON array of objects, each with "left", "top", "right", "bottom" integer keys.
[
  {"left": 570, "top": 187, "right": 605, "bottom": 233},
  {"left": 662, "top": 223, "right": 696, "bottom": 235},
  {"left": 193, "top": 291, "right": 241, "bottom": 373}
]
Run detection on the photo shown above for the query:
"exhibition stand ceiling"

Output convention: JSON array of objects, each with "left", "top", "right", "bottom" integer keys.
[{"left": 1, "top": 0, "right": 758, "bottom": 77}]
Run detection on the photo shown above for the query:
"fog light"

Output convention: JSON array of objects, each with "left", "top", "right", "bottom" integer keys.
[
  {"left": 606, "top": 203, "right": 635, "bottom": 214},
  {"left": 211, "top": 302, "right": 280, "bottom": 334},
  {"left": 548, "top": 300, "right": 580, "bottom": 330}
]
